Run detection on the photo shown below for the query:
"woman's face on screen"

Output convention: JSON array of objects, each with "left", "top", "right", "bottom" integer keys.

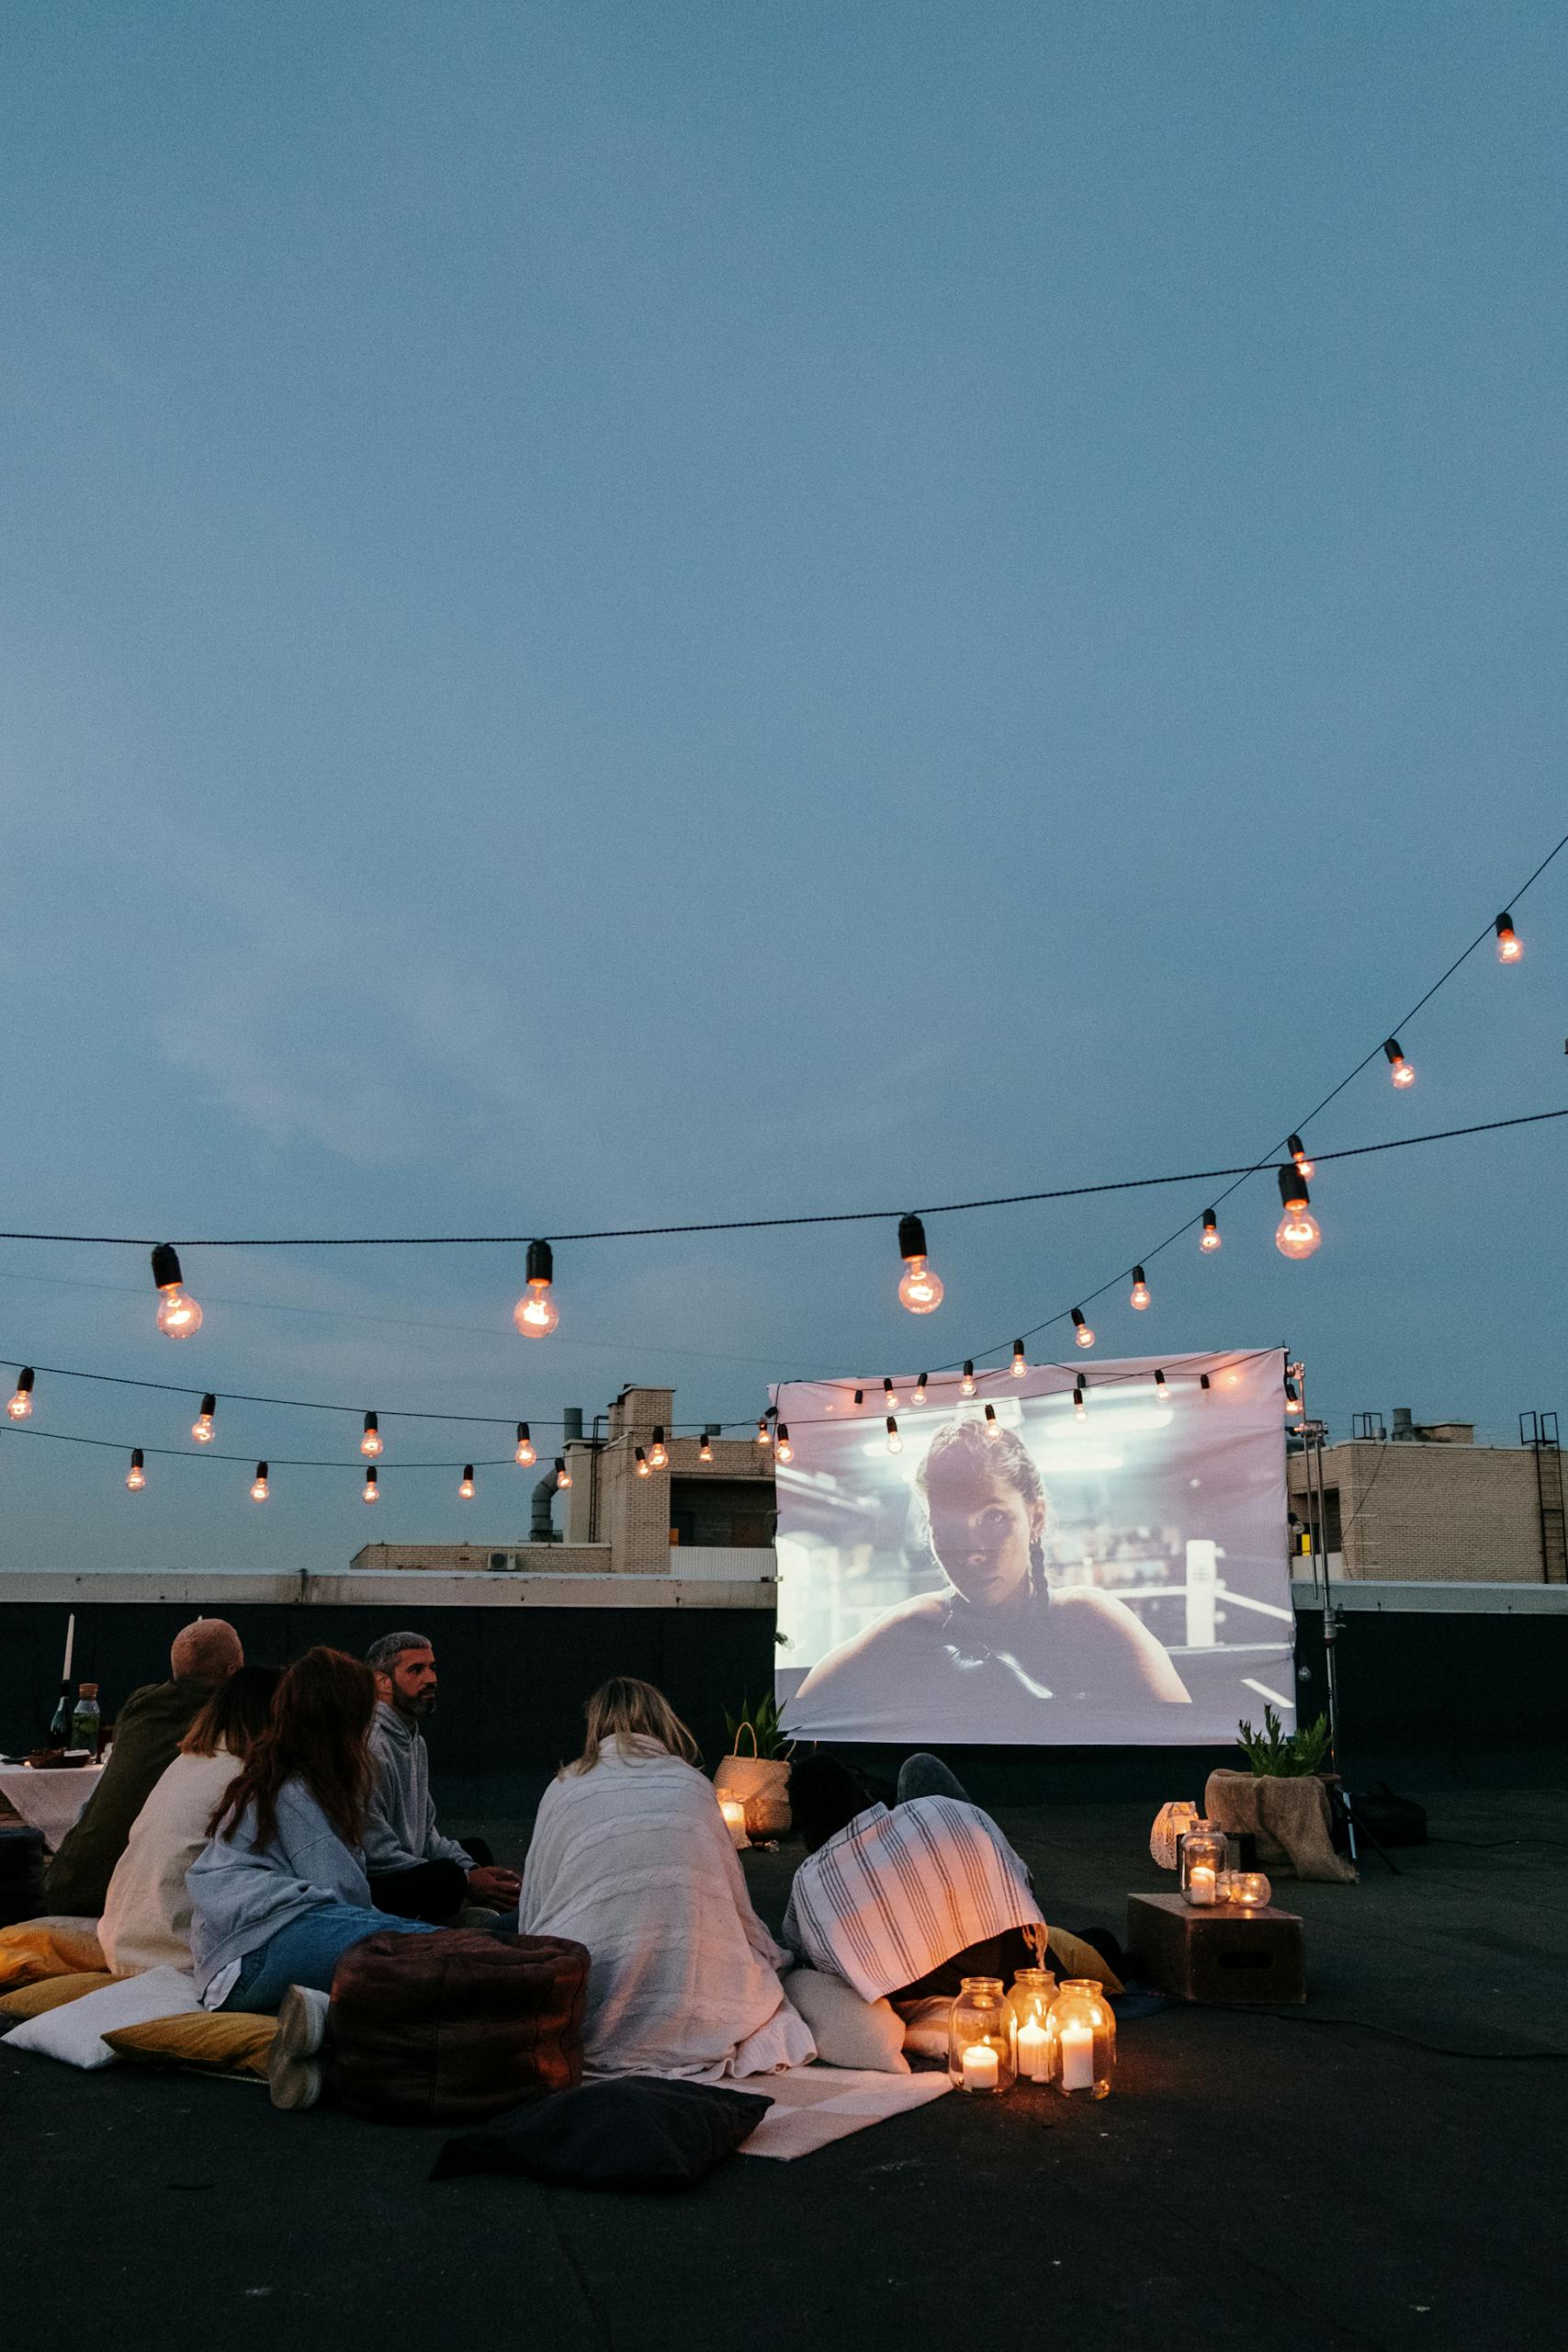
[{"left": 925, "top": 1463, "right": 1043, "bottom": 1609}]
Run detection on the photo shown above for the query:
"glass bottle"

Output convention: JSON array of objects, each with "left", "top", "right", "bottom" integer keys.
[
  {"left": 1008, "top": 1967, "right": 1058, "bottom": 2083},
  {"left": 1179, "top": 1819, "right": 1229, "bottom": 1906},
  {"left": 1048, "top": 1978, "right": 1116, "bottom": 2099},
  {"left": 48, "top": 1683, "right": 73, "bottom": 1747},
  {"left": 948, "top": 1976, "right": 1015, "bottom": 2094},
  {"left": 70, "top": 1682, "right": 101, "bottom": 1756}
]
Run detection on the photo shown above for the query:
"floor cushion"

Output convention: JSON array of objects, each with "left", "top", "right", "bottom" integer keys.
[
  {"left": 4, "top": 1964, "right": 200, "bottom": 2068},
  {"left": 0, "top": 1970, "right": 117, "bottom": 2019},
  {"left": 0, "top": 1917, "right": 106, "bottom": 1988},
  {"left": 105, "top": 2009, "right": 276, "bottom": 2079},
  {"left": 431, "top": 2076, "right": 773, "bottom": 2190},
  {"left": 782, "top": 1969, "right": 908, "bottom": 2073}
]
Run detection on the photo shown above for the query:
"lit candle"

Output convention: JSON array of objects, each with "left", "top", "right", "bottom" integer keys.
[
  {"left": 1017, "top": 2018, "right": 1051, "bottom": 2082},
  {"left": 62, "top": 1612, "right": 74, "bottom": 1683},
  {"left": 1059, "top": 2021, "right": 1095, "bottom": 2093},
  {"left": 718, "top": 1797, "right": 749, "bottom": 1849},
  {"left": 961, "top": 2043, "right": 999, "bottom": 2093},
  {"left": 1188, "top": 1864, "right": 1217, "bottom": 1905}
]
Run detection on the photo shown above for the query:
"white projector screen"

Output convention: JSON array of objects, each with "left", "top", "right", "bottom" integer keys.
[{"left": 774, "top": 1351, "right": 1294, "bottom": 1746}]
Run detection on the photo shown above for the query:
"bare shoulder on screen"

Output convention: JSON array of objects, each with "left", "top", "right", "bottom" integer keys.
[
  {"left": 794, "top": 1594, "right": 948, "bottom": 1691},
  {"left": 1047, "top": 1588, "right": 1192, "bottom": 1702}
]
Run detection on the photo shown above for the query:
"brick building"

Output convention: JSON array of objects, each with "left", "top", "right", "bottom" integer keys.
[{"left": 1289, "top": 1408, "right": 1565, "bottom": 1583}]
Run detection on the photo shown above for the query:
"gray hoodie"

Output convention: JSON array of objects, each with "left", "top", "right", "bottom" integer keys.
[
  {"left": 186, "top": 1779, "right": 372, "bottom": 1996},
  {"left": 363, "top": 1702, "right": 473, "bottom": 1876}
]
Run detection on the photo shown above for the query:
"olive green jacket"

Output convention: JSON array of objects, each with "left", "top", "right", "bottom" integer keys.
[{"left": 40, "top": 1677, "right": 213, "bottom": 1917}]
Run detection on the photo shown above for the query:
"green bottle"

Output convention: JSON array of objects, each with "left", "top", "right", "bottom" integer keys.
[{"left": 70, "top": 1682, "right": 101, "bottom": 1756}]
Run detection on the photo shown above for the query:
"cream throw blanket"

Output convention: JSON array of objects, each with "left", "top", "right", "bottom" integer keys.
[{"left": 520, "top": 1741, "right": 816, "bottom": 2081}]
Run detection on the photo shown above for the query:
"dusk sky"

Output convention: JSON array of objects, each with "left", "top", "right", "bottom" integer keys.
[{"left": 3, "top": 3, "right": 1564, "bottom": 1575}]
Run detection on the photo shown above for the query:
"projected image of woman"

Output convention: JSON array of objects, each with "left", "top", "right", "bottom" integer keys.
[{"left": 792, "top": 1419, "right": 1190, "bottom": 1725}]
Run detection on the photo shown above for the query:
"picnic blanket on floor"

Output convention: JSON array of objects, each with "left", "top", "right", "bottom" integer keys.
[{"left": 739, "top": 2064, "right": 952, "bottom": 2161}]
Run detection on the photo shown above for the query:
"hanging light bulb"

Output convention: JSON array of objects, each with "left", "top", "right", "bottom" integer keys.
[
  {"left": 1383, "top": 1037, "right": 1415, "bottom": 1088},
  {"left": 896, "top": 1213, "right": 945, "bottom": 1314},
  {"left": 983, "top": 1403, "right": 999, "bottom": 1441},
  {"left": 126, "top": 1448, "right": 147, "bottom": 1491},
  {"left": 1283, "top": 1380, "right": 1303, "bottom": 1419},
  {"left": 635, "top": 1446, "right": 651, "bottom": 1478},
  {"left": 1200, "top": 1373, "right": 1212, "bottom": 1392},
  {"left": 513, "top": 1239, "right": 560, "bottom": 1338},
  {"left": 756, "top": 1418, "right": 773, "bottom": 1449},
  {"left": 362, "top": 1466, "right": 380, "bottom": 1504},
  {"left": 1073, "top": 1382, "right": 1087, "bottom": 1423},
  {"left": 883, "top": 1377, "right": 897, "bottom": 1415},
  {"left": 191, "top": 1392, "right": 217, "bottom": 1444},
  {"left": 1129, "top": 1268, "right": 1150, "bottom": 1311},
  {"left": 961, "top": 1362, "right": 976, "bottom": 1396},
  {"left": 886, "top": 1415, "right": 902, "bottom": 1454},
  {"left": 775, "top": 1423, "right": 794, "bottom": 1464},
  {"left": 1288, "top": 1135, "right": 1315, "bottom": 1181},
  {"left": 1071, "top": 1310, "right": 1094, "bottom": 1351},
  {"left": 250, "top": 1461, "right": 269, "bottom": 1501},
  {"left": 912, "top": 1373, "right": 929, "bottom": 1406},
  {"left": 698, "top": 1431, "right": 714, "bottom": 1464},
  {"left": 1201, "top": 1209, "right": 1221, "bottom": 1252},
  {"left": 649, "top": 1427, "right": 669, "bottom": 1469},
  {"left": 1154, "top": 1369, "right": 1169, "bottom": 1405},
  {"left": 555, "top": 1456, "right": 571, "bottom": 1489},
  {"left": 152, "top": 1243, "right": 202, "bottom": 1339},
  {"left": 1011, "top": 1340, "right": 1027, "bottom": 1375},
  {"left": 6, "top": 1367, "right": 35, "bottom": 1420},
  {"left": 852, "top": 1388, "right": 865, "bottom": 1411},
  {"left": 1275, "top": 1165, "right": 1323, "bottom": 1261},
  {"left": 1495, "top": 911, "right": 1521, "bottom": 963},
  {"left": 458, "top": 1464, "right": 476, "bottom": 1498},
  {"left": 514, "top": 1422, "right": 536, "bottom": 1467},
  {"left": 359, "top": 1412, "right": 383, "bottom": 1459}
]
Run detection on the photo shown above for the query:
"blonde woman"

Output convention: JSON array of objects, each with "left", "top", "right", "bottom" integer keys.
[{"left": 519, "top": 1677, "right": 814, "bottom": 2080}]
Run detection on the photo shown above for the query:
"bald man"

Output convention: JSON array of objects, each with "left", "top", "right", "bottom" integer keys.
[{"left": 42, "top": 1619, "right": 244, "bottom": 1917}]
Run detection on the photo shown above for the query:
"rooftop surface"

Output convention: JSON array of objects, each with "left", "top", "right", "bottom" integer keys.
[{"left": 8, "top": 1787, "right": 1565, "bottom": 2352}]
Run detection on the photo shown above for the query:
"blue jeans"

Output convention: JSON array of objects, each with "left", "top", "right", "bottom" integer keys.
[
  {"left": 222, "top": 1904, "right": 434, "bottom": 2012},
  {"left": 897, "top": 1751, "right": 972, "bottom": 1805}
]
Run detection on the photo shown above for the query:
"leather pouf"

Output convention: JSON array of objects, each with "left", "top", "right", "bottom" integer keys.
[{"left": 329, "top": 1928, "right": 589, "bottom": 2126}]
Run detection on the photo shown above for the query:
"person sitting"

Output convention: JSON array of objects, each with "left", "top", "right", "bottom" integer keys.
[
  {"left": 519, "top": 1676, "right": 815, "bottom": 2081},
  {"left": 363, "top": 1631, "right": 519, "bottom": 1922},
  {"left": 782, "top": 1750, "right": 1044, "bottom": 2003},
  {"left": 99, "top": 1665, "right": 282, "bottom": 1976},
  {"left": 187, "top": 1645, "right": 434, "bottom": 2018},
  {"left": 42, "top": 1618, "right": 245, "bottom": 1917}
]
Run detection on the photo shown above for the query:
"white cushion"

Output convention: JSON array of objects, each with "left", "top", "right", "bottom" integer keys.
[
  {"left": 6, "top": 1964, "right": 201, "bottom": 2069},
  {"left": 781, "top": 1968, "right": 908, "bottom": 2074},
  {"left": 897, "top": 1996, "right": 953, "bottom": 2060}
]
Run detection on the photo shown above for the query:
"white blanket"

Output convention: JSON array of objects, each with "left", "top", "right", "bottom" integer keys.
[{"left": 519, "top": 1742, "right": 815, "bottom": 2083}]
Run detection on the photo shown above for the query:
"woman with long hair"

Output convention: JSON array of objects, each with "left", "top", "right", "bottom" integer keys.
[
  {"left": 100, "top": 1665, "right": 284, "bottom": 1976},
  {"left": 520, "top": 1677, "right": 814, "bottom": 2080},
  {"left": 792, "top": 1417, "right": 1190, "bottom": 1733},
  {"left": 186, "top": 1646, "right": 434, "bottom": 2013}
]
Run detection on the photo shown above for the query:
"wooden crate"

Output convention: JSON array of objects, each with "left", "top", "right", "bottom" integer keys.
[{"left": 1126, "top": 1891, "right": 1306, "bottom": 2004}]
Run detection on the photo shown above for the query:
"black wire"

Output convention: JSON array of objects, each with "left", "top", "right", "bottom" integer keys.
[
  {"left": 1193, "top": 2005, "right": 1568, "bottom": 2061},
  {"left": 1428, "top": 1836, "right": 1568, "bottom": 1852}
]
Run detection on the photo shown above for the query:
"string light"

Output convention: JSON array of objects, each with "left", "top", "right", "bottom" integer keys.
[
  {"left": 961, "top": 1362, "right": 976, "bottom": 1396},
  {"left": 6, "top": 1368, "right": 35, "bottom": 1420},
  {"left": 1288, "top": 1135, "right": 1314, "bottom": 1181},
  {"left": 698, "top": 1432, "right": 713, "bottom": 1464},
  {"left": 362, "top": 1466, "right": 379, "bottom": 1504},
  {"left": 555, "top": 1456, "right": 571, "bottom": 1489},
  {"left": 1071, "top": 1310, "right": 1094, "bottom": 1351},
  {"left": 852, "top": 1388, "right": 865, "bottom": 1410},
  {"left": 1200, "top": 1374, "right": 1212, "bottom": 1392},
  {"left": 1201, "top": 1208, "right": 1221, "bottom": 1251},
  {"left": 1283, "top": 1379, "right": 1303, "bottom": 1419},
  {"left": 1275, "top": 1166, "right": 1323, "bottom": 1261},
  {"left": 913, "top": 1374, "right": 929, "bottom": 1406},
  {"left": 649, "top": 1427, "right": 669, "bottom": 1469},
  {"left": 1154, "top": 1369, "right": 1169, "bottom": 1405},
  {"left": 1383, "top": 1037, "right": 1415, "bottom": 1089},
  {"left": 635, "top": 1446, "right": 651, "bottom": 1478},
  {"left": 1129, "top": 1268, "right": 1150, "bottom": 1310},
  {"left": 883, "top": 1377, "right": 897, "bottom": 1414},
  {"left": 775, "top": 1423, "right": 794, "bottom": 1464},
  {"left": 1011, "top": 1339, "right": 1027, "bottom": 1375},
  {"left": 458, "top": 1464, "right": 475, "bottom": 1498},
  {"left": 983, "top": 1403, "right": 999, "bottom": 1441},
  {"left": 1073, "top": 1380, "right": 1088, "bottom": 1422},
  {"left": 513, "top": 1239, "right": 559, "bottom": 1339},
  {"left": 1495, "top": 911, "right": 1521, "bottom": 963},
  {"left": 250, "top": 1461, "right": 269, "bottom": 1501},
  {"left": 151, "top": 1244, "right": 201, "bottom": 1339},
  {"left": 886, "top": 1415, "right": 902, "bottom": 1454},
  {"left": 360, "top": 1412, "right": 383, "bottom": 1458},
  {"left": 756, "top": 1418, "right": 773, "bottom": 1449},
  {"left": 191, "top": 1393, "right": 216, "bottom": 1444},
  {"left": 896, "top": 1214, "right": 944, "bottom": 1314},
  {"left": 126, "top": 1447, "right": 146, "bottom": 1490},
  {"left": 514, "top": 1423, "right": 536, "bottom": 1466}
]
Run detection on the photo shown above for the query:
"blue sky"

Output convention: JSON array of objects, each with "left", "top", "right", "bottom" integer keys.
[{"left": 2, "top": 2, "right": 1564, "bottom": 1573}]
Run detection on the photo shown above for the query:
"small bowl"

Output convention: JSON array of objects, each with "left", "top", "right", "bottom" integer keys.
[{"left": 25, "top": 1748, "right": 91, "bottom": 1770}]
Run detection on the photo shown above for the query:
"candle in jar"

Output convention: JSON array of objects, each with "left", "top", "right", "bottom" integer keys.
[
  {"left": 1059, "top": 2021, "right": 1095, "bottom": 2092},
  {"left": 718, "top": 1797, "right": 749, "bottom": 1848},
  {"left": 62, "top": 1612, "right": 74, "bottom": 1682},
  {"left": 1017, "top": 2018, "right": 1051, "bottom": 2082},
  {"left": 1188, "top": 1863, "right": 1217, "bottom": 1905},
  {"left": 960, "top": 2042, "right": 999, "bottom": 2092}
]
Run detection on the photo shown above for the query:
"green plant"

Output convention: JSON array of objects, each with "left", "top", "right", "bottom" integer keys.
[
  {"left": 723, "top": 1691, "right": 789, "bottom": 1758},
  {"left": 1235, "top": 1705, "right": 1332, "bottom": 1778}
]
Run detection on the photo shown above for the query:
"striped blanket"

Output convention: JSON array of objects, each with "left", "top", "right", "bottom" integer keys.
[{"left": 781, "top": 1798, "right": 1043, "bottom": 2003}]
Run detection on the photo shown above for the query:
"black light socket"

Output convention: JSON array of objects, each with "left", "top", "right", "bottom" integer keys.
[
  {"left": 1279, "top": 1165, "right": 1309, "bottom": 1207},
  {"left": 199, "top": 1392, "right": 216, "bottom": 1417},
  {"left": 151, "top": 1242, "right": 183, "bottom": 1291},
  {"left": 16, "top": 1367, "right": 34, "bottom": 1396},
  {"left": 897, "top": 1212, "right": 927, "bottom": 1261},
  {"left": 525, "top": 1238, "right": 553, "bottom": 1287}
]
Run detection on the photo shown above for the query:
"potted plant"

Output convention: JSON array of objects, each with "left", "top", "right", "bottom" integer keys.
[{"left": 1235, "top": 1705, "right": 1331, "bottom": 1777}]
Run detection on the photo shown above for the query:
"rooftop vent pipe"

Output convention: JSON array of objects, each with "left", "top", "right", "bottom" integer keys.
[
  {"left": 562, "top": 1407, "right": 584, "bottom": 1442},
  {"left": 530, "top": 1475, "right": 558, "bottom": 1544},
  {"left": 1391, "top": 1407, "right": 1416, "bottom": 1441}
]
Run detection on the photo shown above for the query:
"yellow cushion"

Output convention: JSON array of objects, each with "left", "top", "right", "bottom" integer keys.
[
  {"left": 0, "top": 1917, "right": 107, "bottom": 1987},
  {"left": 1048, "top": 1928, "right": 1124, "bottom": 1996},
  {"left": 102, "top": 2009, "right": 277, "bottom": 2079},
  {"left": 0, "top": 1971, "right": 117, "bottom": 2018}
]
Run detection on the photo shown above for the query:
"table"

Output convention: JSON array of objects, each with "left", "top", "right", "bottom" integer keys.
[
  {"left": 1126, "top": 1889, "right": 1306, "bottom": 2005},
  {"left": 0, "top": 1763, "right": 105, "bottom": 1852}
]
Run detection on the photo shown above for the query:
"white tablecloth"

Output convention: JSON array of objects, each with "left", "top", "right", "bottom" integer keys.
[{"left": 0, "top": 1763, "right": 105, "bottom": 1850}]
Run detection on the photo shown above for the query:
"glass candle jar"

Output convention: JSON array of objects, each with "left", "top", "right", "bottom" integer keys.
[
  {"left": 1048, "top": 1979, "right": 1115, "bottom": 2099},
  {"left": 1008, "top": 1968, "right": 1058, "bottom": 2084},
  {"left": 1150, "top": 1800, "right": 1201, "bottom": 1871},
  {"left": 948, "top": 1976, "right": 1015, "bottom": 2094},
  {"left": 1230, "top": 1869, "right": 1271, "bottom": 1910},
  {"left": 1179, "top": 1820, "right": 1229, "bottom": 1906}
]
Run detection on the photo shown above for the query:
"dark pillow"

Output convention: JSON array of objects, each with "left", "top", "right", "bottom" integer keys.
[{"left": 430, "top": 2075, "right": 773, "bottom": 2191}]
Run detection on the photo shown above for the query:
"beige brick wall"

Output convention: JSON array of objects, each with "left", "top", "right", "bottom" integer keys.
[{"left": 1290, "top": 1443, "right": 1546, "bottom": 1581}]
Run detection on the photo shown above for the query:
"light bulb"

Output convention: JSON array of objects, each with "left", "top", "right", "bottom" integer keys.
[
  {"left": 1201, "top": 1209, "right": 1221, "bottom": 1251},
  {"left": 126, "top": 1449, "right": 146, "bottom": 1491},
  {"left": 883, "top": 1377, "right": 897, "bottom": 1414},
  {"left": 1383, "top": 1037, "right": 1415, "bottom": 1088},
  {"left": 635, "top": 1447, "right": 651, "bottom": 1478},
  {"left": 912, "top": 1374, "right": 929, "bottom": 1407},
  {"left": 555, "top": 1456, "right": 571, "bottom": 1489},
  {"left": 961, "top": 1362, "right": 976, "bottom": 1396},
  {"left": 513, "top": 1238, "right": 559, "bottom": 1338},
  {"left": 983, "top": 1404, "right": 999, "bottom": 1441},
  {"left": 1288, "top": 1135, "right": 1315, "bottom": 1181},
  {"left": 698, "top": 1433, "right": 714, "bottom": 1464},
  {"left": 1200, "top": 1373, "right": 1212, "bottom": 1392},
  {"left": 360, "top": 1412, "right": 383, "bottom": 1459},
  {"left": 775, "top": 1424, "right": 794, "bottom": 1464},
  {"left": 1284, "top": 1383, "right": 1303, "bottom": 1419},
  {"left": 1154, "top": 1370, "right": 1169, "bottom": 1404},
  {"left": 649, "top": 1428, "right": 669, "bottom": 1469},
  {"left": 897, "top": 1214, "right": 944, "bottom": 1314},
  {"left": 756, "top": 1418, "right": 773, "bottom": 1449},
  {"left": 1276, "top": 1165, "right": 1322, "bottom": 1260},
  {"left": 1495, "top": 911, "right": 1521, "bottom": 963},
  {"left": 363, "top": 1469, "right": 380, "bottom": 1504},
  {"left": 7, "top": 1368, "right": 35, "bottom": 1420},
  {"left": 886, "top": 1415, "right": 902, "bottom": 1454},
  {"left": 1011, "top": 1340, "right": 1027, "bottom": 1376},
  {"left": 251, "top": 1462, "right": 269, "bottom": 1501},
  {"left": 458, "top": 1466, "right": 475, "bottom": 1498},
  {"left": 191, "top": 1393, "right": 216, "bottom": 1444},
  {"left": 852, "top": 1388, "right": 864, "bottom": 1411},
  {"left": 152, "top": 1243, "right": 202, "bottom": 1339},
  {"left": 1071, "top": 1310, "right": 1094, "bottom": 1350},
  {"left": 1073, "top": 1385, "right": 1087, "bottom": 1423},
  {"left": 514, "top": 1422, "right": 536, "bottom": 1467},
  {"left": 1129, "top": 1268, "right": 1150, "bottom": 1310}
]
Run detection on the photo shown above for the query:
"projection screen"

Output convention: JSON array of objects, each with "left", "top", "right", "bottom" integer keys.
[{"left": 774, "top": 1351, "right": 1295, "bottom": 1746}]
